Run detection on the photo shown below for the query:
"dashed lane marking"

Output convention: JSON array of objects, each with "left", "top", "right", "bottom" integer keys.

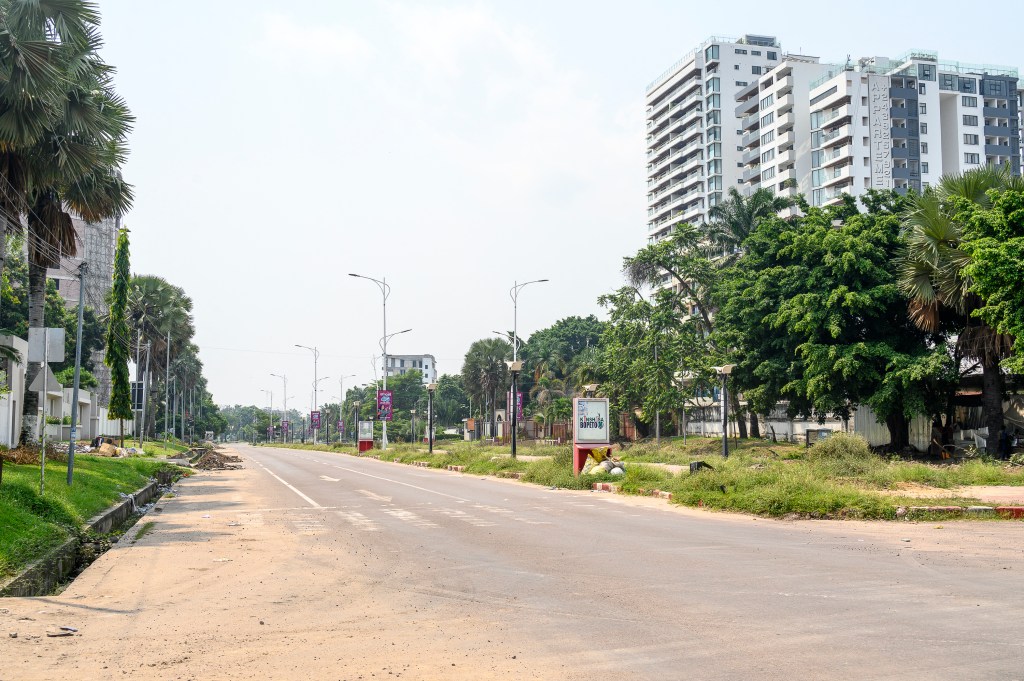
[
  {"left": 336, "top": 510, "right": 379, "bottom": 532},
  {"left": 382, "top": 508, "right": 438, "bottom": 528}
]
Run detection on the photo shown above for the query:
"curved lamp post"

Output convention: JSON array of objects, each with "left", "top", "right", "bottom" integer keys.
[
  {"left": 508, "top": 279, "right": 548, "bottom": 459},
  {"left": 295, "top": 344, "right": 320, "bottom": 443}
]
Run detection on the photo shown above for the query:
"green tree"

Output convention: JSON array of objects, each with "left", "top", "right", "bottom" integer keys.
[
  {"left": 105, "top": 228, "right": 132, "bottom": 445},
  {"left": 898, "top": 167, "right": 1017, "bottom": 450},
  {"left": 433, "top": 373, "right": 469, "bottom": 427},
  {"left": 707, "top": 187, "right": 795, "bottom": 268},
  {"left": 461, "top": 338, "right": 510, "bottom": 433}
]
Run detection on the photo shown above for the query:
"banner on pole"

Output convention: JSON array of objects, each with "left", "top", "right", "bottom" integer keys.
[
  {"left": 310, "top": 410, "right": 321, "bottom": 429},
  {"left": 377, "top": 390, "right": 393, "bottom": 421},
  {"left": 508, "top": 391, "right": 523, "bottom": 420},
  {"left": 282, "top": 420, "right": 290, "bottom": 432}
]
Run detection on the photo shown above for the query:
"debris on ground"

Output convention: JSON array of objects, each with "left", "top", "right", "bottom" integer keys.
[{"left": 193, "top": 450, "right": 243, "bottom": 470}]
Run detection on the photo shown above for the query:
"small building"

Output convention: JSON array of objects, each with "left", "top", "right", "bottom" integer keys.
[{"left": 386, "top": 354, "right": 438, "bottom": 384}]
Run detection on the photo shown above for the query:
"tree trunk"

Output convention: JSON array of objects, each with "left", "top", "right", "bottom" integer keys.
[
  {"left": 749, "top": 411, "right": 761, "bottom": 439},
  {"left": 981, "top": 359, "right": 1004, "bottom": 455},
  {"left": 730, "top": 389, "right": 747, "bottom": 439},
  {"left": 885, "top": 412, "right": 910, "bottom": 452},
  {"left": 20, "top": 260, "right": 47, "bottom": 444}
]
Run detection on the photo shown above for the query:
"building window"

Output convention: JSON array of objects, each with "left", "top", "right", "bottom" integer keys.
[
  {"left": 921, "top": 142, "right": 928, "bottom": 154},
  {"left": 919, "top": 103, "right": 926, "bottom": 114},
  {"left": 707, "top": 176, "right": 722, "bottom": 190},
  {"left": 920, "top": 122, "right": 927, "bottom": 134},
  {"left": 706, "top": 77, "right": 720, "bottom": 93},
  {"left": 760, "top": 148, "right": 775, "bottom": 163},
  {"left": 918, "top": 64, "right": 934, "bottom": 81},
  {"left": 706, "top": 94, "right": 720, "bottom": 109},
  {"left": 759, "top": 94, "right": 774, "bottom": 109},
  {"left": 734, "top": 64, "right": 739, "bottom": 70},
  {"left": 708, "top": 143, "right": 722, "bottom": 158},
  {"left": 706, "top": 110, "right": 721, "bottom": 125},
  {"left": 919, "top": 83, "right": 926, "bottom": 95},
  {"left": 760, "top": 111, "right": 774, "bottom": 127},
  {"left": 752, "top": 50, "right": 762, "bottom": 56},
  {"left": 922, "top": 162, "right": 929, "bottom": 174},
  {"left": 965, "top": 152, "right": 980, "bottom": 164},
  {"left": 705, "top": 44, "right": 719, "bottom": 61},
  {"left": 734, "top": 48, "right": 747, "bottom": 55},
  {"left": 707, "top": 126, "right": 721, "bottom": 141},
  {"left": 751, "top": 65, "right": 762, "bottom": 75},
  {"left": 963, "top": 115, "right": 978, "bottom": 126},
  {"left": 964, "top": 134, "right": 979, "bottom": 145},
  {"left": 962, "top": 95, "right": 977, "bottom": 107},
  {"left": 707, "top": 159, "right": 722, "bottom": 175},
  {"left": 735, "top": 81, "right": 747, "bottom": 87},
  {"left": 767, "top": 51, "right": 777, "bottom": 60},
  {"left": 761, "top": 166, "right": 776, "bottom": 180},
  {"left": 760, "top": 129, "right": 775, "bottom": 145}
]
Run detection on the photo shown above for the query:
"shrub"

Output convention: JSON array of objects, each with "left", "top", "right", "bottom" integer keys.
[{"left": 806, "top": 432, "right": 880, "bottom": 478}]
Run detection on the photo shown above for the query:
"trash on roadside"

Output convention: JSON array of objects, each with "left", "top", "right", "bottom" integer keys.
[
  {"left": 46, "top": 630, "right": 73, "bottom": 637},
  {"left": 581, "top": 447, "right": 626, "bottom": 476}
]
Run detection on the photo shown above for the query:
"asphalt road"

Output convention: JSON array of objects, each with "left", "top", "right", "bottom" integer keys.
[{"left": 235, "top": 444, "right": 1024, "bottom": 680}]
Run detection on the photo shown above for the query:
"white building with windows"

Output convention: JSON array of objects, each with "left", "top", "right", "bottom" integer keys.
[
  {"left": 645, "top": 35, "right": 783, "bottom": 244},
  {"left": 385, "top": 354, "right": 437, "bottom": 384}
]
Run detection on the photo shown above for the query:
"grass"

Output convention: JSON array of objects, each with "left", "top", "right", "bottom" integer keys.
[
  {"left": 120, "top": 438, "right": 191, "bottom": 458},
  {"left": 262, "top": 435, "right": 1024, "bottom": 520},
  {"left": 0, "top": 456, "right": 176, "bottom": 579}
]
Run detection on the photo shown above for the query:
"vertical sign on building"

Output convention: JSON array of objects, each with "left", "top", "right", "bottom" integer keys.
[{"left": 868, "top": 74, "right": 893, "bottom": 189}]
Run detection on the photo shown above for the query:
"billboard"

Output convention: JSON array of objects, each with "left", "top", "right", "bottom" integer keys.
[
  {"left": 310, "top": 410, "right": 321, "bottom": 429},
  {"left": 377, "top": 390, "right": 393, "bottom": 421},
  {"left": 358, "top": 420, "right": 373, "bottom": 441},
  {"left": 573, "top": 398, "right": 610, "bottom": 445},
  {"left": 282, "top": 420, "right": 290, "bottom": 432}
]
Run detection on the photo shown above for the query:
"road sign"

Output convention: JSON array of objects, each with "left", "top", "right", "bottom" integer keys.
[
  {"left": 310, "top": 410, "right": 321, "bottom": 429},
  {"left": 28, "top": 327, "right": 66, "bottom": 363},
  {"left": 131, "top": 381, "right": 144, "bottom": 410}
]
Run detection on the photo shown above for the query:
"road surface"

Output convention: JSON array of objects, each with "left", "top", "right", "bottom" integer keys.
[{"left": 4, "top": 444, "right": 1024, "bottom": 680}]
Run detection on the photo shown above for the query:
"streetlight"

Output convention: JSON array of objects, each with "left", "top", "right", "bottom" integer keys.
[
  {"left": 339, "top": 374, "right": 355, "bottom": 441},
  {"left": 426, "top": 383, "right": 437, "bottom": 453},
  {"left": 410, "top": 409, "right": 417, "bottom": 443},
  {"left": 295, "top": 344, "right": 320, "bottom": 443},
  {"left": 313, "top": 376, "right": 331, "bottom": 438},
  {"left": 271, "top": 373, "right": 287, "bottom": 442},
  {"left": 715, "top": 365, "right": 736, "bottom": 458},
  {"left": 376, "top": 327, "right": 412, "bottom": 450},
  {"left": 353, "top": 400, "right": 361, "bottom": 448},
  {"left": 508, "top": 279, "right": 548, "bottom": 458},
  {"left": 350, "top": 273, "right": 396, "bottom": 449}
]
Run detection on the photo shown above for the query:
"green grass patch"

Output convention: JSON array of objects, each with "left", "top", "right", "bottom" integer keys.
[
  {"left": 133, "top": 521, "right": 156, "bottom": 541},
  {"left": 0, "top": 456, "right": 173, "bottom": 579}
]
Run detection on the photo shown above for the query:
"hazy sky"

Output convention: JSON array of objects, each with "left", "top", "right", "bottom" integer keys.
[{"left": 96, "top": 0, "right": 1023, "bottom": 409}]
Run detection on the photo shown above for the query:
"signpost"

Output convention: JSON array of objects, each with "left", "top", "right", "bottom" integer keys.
[
  {"left": 358, "top": 420, "right": 374, "bottom": 452},
  {"left": 572, "top": 398, "right": 611, "bottom": 475}
]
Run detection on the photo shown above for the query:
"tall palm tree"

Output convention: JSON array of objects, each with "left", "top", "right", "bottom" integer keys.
[
  {"left": 898, "top": 166, "right": 1015, "bottom": 452},
  {"left": 461, "top": 338, "right": 510, "bottom": 434},
  {"left": 707, "top": 187, "right": 794, "bottom": 267},
  {"left": 0, "top": 0, "right": 105, "bottom": 304}
]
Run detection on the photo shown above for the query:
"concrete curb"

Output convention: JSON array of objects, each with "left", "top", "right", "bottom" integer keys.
[
  {"left": 0, "top": 471, "right": 172, "bottom": 598},
  {"left": 898, "top": 504, "right": 1024, "bottom": 518},
  {"left": 446, "top": 465, "right": 465, "bottom": 472}
]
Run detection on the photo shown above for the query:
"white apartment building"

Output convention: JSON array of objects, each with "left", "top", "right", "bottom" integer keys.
[
  {"left": 734, "top": 55, "right": 834, "bottom": 204},
  {"left": 729, "top": 50, "right": 1020, "bottom": 206},
  {"left": 646, "top": 35, "right": 782, "bottom": 244},
  {"left": 386, "top": 354, "right": 437, "bottom": 384}
]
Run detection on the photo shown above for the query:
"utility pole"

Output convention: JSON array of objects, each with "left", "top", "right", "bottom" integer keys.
[
  {"left": 67, "top": 262, "right": 88, "bottom": 486},
  {"left": 140, "top": 342, "right": 150, "bottom": 447},
  {"left": 164, "top": 329, "right": 170, "bottom": 452}
]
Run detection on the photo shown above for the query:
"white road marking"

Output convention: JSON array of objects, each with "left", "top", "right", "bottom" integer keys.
[
  {"left": 336, "top": 510, "right": 379, "bottom": 531},
  {"left": 357, "top": 489, "right": 393, "bottom": 503},
  {"left": 319, "top": 475, "right": 340, "bottom": 482},
  {"left": 332, "top": 466, "right": 470, "bottom": 502},
  {"left": 473, "top": 504, "right": 513, "bottom": 515},
  {"left": 254, "top": 462, "right": 321, "bottom": 508},
  {"left": 382, "top": 508, "right": 438, "bottom": 528},
  {"left": 436, "top": 508, "right": 497, "bottom": 527}
]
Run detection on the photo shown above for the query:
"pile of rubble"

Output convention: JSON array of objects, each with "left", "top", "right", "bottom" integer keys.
[{"left": 193, "top": 450, "right": 243, "bottom": 470}]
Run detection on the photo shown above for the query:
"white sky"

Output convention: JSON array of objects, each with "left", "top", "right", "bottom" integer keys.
[{"left": 96, "top": 0, "right": 1024, "bottom": 409}]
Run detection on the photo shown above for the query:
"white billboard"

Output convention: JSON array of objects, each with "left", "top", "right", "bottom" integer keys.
[{"left": 573, "top": 398, "right": 610, "bottom": 445}]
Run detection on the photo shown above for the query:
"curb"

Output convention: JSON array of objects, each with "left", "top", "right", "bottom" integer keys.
[
  {"left": 996, "top": 506, "right": 1024, "bottom": 519},
  {"left": 446, "top": 465, "right": 465, "bottom": 472},
  {"left": 899, "top": 504, "right": 1024, "bottom": 518}
]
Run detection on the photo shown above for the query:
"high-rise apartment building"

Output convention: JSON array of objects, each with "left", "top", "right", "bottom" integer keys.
[
  {"left": 645, "top": 35, "right": 782, "bottom": 244},
  {"left": 647, "top": 39, "right": 1021, "bottom": 234},
  {"left": 385, "top": 354, "right": 437, "bottom": 384}
]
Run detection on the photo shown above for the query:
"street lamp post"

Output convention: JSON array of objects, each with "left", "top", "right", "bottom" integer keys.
[
  {"left": 260, "top": 389, "right": 273, "bottom": 444},
  {"left": 339, "top": 374, "right": 355, "bottom": 441},
  {"left": 313, "top": 375, "right": 331, "bottom": 440},
  {"left": 715, "top": 365, "right": 736, "bottom": 458},
  {"left": 353, "top": 400, "right": 361, "bottom": 448},
  {"left": 350, "top": 273, "right": 393, "bottom": 449},
  {"left": 508, "top": 279, "right": 548, "bottom": 459},
  {"left": 427, "top": 383, "right": 437, "bottom": 454},
  {"left": 376, "top": 328, "right": 411, "bottom": 449},
  {"left": 410, "top": 409, "right": 416, "bottom": 443},
  {"left": 271, "top": 373, "right": 287, "bottom": 442},
  {"left": 295, "top": 344, "right": 320, "bottom": 443}
]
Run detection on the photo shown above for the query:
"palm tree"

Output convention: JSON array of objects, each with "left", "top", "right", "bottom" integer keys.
[
  {"left": 461, "top": 338, "right": 510, "bottom": 435},
  {"left": 898, "top": 166, "right": 1015, "bottom": 452},
  {"left": 706, "top": 187, "right": 794, "bottom": 268}
]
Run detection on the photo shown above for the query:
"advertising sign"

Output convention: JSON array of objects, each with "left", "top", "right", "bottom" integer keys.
[
  {"left": 508, "top": 391, "right": 523, "bottom": 420},
  {"left": 377, "top": 390, "right": 393, "bottom": 421},
  {"left": 267, "top": 426, "right": 274, "bottom": 438},
  {"left": 310, "top": 410, "right": 321, "bottom": 429},
  {"left": 573, "top": 398, "right": 610, "bottom": 445},
  {"left": 337, "top": 420, "right": 344, "bottom": 435},
  {"left": 282, "top": 420, "right": 290, "bottom": 432},
  {"left": 358, "top": 420, "right": 373, "bottom": 441}
]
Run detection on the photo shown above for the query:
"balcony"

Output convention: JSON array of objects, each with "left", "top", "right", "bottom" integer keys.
[
  {"left": 890, "top": 105, "right": 909, "bottom": 120},
  {"left": 775, "top": 74, "right": 793, "bottom": 95},
  {"left": 984, "top": 125, "right": 1011, "bottom": 137},
  {"left": 821, "top": 144, "right": 852, "bottom": 168},
  {"left": 891, "top": 146, "right": 911, "bottom": 159},
  {"left": 983, "top": 105, "right": 1011, "bottom": 118},
  {"left": 823, "top": 164, "right": 853, "bottom": 187},
  {"left": 776, "top": 111, "right": 795, "bottom": 132},
  {"left": 775, "top": 92, "right": 794, "bottom": 113},
  {"left": 735, "top": 97, "right": 759, "bottom": 117},
  {"left": 986, "top": 143, "right": 1013, "bottom": 156},
  {"left": 741, "top": 113, "right": 760, "bottom": 132},
  {"left": 775, "top": 148, "right": 795, "bottom": 168},
  {"left": 891, "top": 126, "right": 919, "bottom": 139},
  {"left": 820, "top": 124, "right": 852, "bottom": 148},
  {"left": 742, "top": 165, "right": 762, "bottom": 183},
  {"left": 741, "top": 129, "right": 761, "bottom": 149},
  {"left": 889, "top": 86, "right": 917, "bottom": 99},
  {"left": 742, "top": 148, "right": 760, "bottom": 165},
  {"left": 776, "top": 129, "right": 795, "bottom": 147},
  {"left": 817, "top": 104, "right": 851, "bottom": 128}
]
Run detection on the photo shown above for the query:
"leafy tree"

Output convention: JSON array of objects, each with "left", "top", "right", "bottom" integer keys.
[
  {"left": 960, "top": 189, "right": 1024, "bottom": 374},
  {"left": 55, "top": 366, "right": 97, "bottom": 389},
  {"left": 461, "top": 338, "right": 510, "bottom": 432},
  {"left": 707, "top": 187, "right": 795, "bottom": 268},
  {"left": 433, "top": 373, "right": 469, "bottom": 427},
  {"left": 105, "top": 228, "right": 132, "bottom": 445}
]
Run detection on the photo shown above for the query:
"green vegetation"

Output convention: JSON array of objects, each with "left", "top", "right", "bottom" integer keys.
[
  {"left": 0, "top": 456, "right": 173, "bottom": 579},
  {"left": 121, "top": 438, "right": 190, "bottom": 458},
  {"left": 261, "top": 437, "right": 1024, "bottom": 519}
]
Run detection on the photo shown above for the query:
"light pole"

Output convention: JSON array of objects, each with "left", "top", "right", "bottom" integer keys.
[
  {"left": 350, "top": 273, "right": 393, "bottom": 449},
  {"left": 314, "top": 375, "right": 331, "bottom": 439},
  {"left": 715, "top": 365, "right": 736, "bottom": 458},
  {"left": 271, "top": 373, "right": 287, "bottom": 442},
  {"left": 339, "top": 374, "right": 354, "bottom": 441},
  {"left": 376, "top": 327, "right": 412, "bottom": 450},
  {"left": 410, "top": 409, "right": 416, "bottom": 443},
  {"left": 508, "top": 279, "right": 548, "bottom": 459},
  {"left": 295, "top": 344, "right": 319, "bottom": 443},
  {"left": 353, "top": 400, "right": 361, "bottom": 448},
  {"left": 427, "top": 383, "right": 437, "bottom": 453}
]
